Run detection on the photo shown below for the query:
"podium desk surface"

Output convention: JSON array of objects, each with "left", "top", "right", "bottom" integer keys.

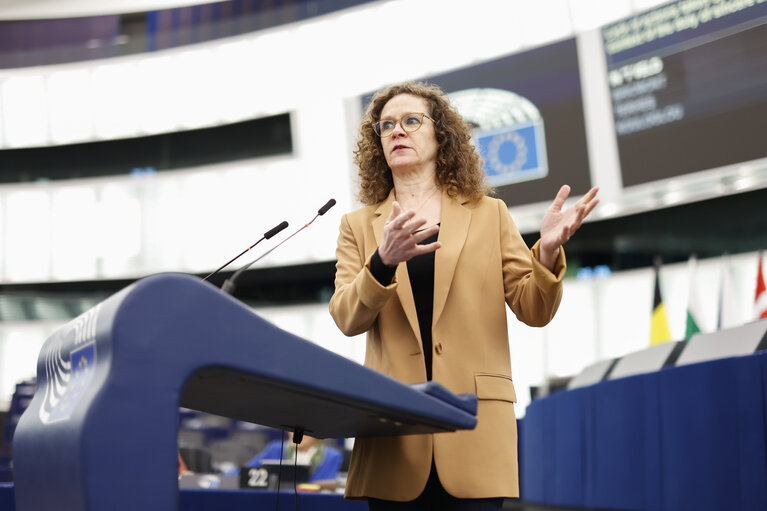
[{"left": 11, "top": 273, "right": 477, "bottom": 511}]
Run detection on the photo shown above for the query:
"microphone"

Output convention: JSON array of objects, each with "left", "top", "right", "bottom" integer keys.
[
  {"left": 318, "top": 198, "right": 336, "bottom": 215},
  {"left": 202, "top": 220, "right": 289, "bottom": 282},
  {"left": 221, "top": 199, "right": 336, "bottom": 295}
]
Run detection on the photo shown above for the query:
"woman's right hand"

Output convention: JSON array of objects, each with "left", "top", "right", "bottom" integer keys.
[{"left": 378, "top": 201, "right": 441, "bottom": 267}]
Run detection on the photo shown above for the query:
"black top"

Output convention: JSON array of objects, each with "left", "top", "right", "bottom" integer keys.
[{"left": 370, "top": 228, "right": 439, "bottom": 381}]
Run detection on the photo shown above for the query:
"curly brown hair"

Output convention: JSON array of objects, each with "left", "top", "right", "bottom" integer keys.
[{"left": 355, "top": 81, "right": 491, "bottom": 205}]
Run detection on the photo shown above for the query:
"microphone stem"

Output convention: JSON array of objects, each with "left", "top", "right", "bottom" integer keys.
[
  {"left": 224, "top": 214, "right": 320, "bottom": 292},
  {"left": 202, "top": 237, "right": 265, "bottom": 281}
]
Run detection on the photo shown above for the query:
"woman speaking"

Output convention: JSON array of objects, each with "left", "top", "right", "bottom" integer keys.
[{"left": 330, "top": 82, "right": 598, "bottom": 510}]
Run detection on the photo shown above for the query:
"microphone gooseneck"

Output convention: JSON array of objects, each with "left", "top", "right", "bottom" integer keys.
[
  {"left": 221, "top": 199, "right": 336, "bottom": 295},
  {"left": 202, "top": 220, "right": 288, "bottom": 282}
]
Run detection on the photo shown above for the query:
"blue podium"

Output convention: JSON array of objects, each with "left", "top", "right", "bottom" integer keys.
[{"left": 12, "top": 273, "right": 477, "bottom": 511}]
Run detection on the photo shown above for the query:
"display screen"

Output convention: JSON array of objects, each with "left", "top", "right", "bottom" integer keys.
[
  {"left": 603, "top": 1, "right": 767, "bottom": 187},
  {"left": 362, "top": 38, "right": 592, "bottom": 207}
]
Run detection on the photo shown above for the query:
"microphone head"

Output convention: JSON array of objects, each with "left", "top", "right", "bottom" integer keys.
[
  {"left": 318, "top": 198, "right": 336, "bottom": 216},
  {"left": 264, "top": 220, "right": 289, "bottom": 240},
  {"left": 221, "top": 278, "right": 236, "bottom": 295}
]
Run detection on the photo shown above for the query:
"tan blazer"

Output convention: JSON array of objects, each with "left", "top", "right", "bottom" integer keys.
[{"left": 329, "top": 190, "right": 565, "bottom": 501}]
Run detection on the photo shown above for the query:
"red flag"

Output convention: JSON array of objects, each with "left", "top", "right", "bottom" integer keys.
[{"left": 756, "top": 253, "right": 767, "bottom": 320}]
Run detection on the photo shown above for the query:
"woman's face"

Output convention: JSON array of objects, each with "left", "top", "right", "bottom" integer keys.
[{"left": 378, "top": 94, "right": 438, "bottom": 176}]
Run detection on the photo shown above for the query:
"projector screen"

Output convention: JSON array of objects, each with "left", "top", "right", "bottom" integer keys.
[{"left": 603, "top": 1, "right": 767, "bottom": 187}]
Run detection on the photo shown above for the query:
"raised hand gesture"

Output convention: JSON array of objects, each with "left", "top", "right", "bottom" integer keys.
[
  {"left": 378, "top": 201, "right": 441, "bottom": 267},
  {"left": 539, "top": 185, "right": 599, "bottom": 271}
]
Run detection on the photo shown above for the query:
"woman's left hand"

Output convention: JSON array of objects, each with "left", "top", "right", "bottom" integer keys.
[{"left": 539, "top": 185, "right": 599, "bottom": 271}]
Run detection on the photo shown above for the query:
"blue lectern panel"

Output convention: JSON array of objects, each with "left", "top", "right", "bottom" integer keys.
[
  {"left": 520, "top": 398, "right": 549, "bottom": 502},
  {"left": 658, "top": 355, "right": 767, "bottom": 511},
  {"left": 522, "top": 350, "right": 767, "bottom": 511},
  {"left": 0, "top": 484, "right": 14, "bottom": 510},
  {"left": 549, "top": 388, "right": 587, "bottom": 507},
  {"left": 587, "top": 373, "right": 662, "bottom": 511},
  {"left": 763, "top": 353, "right": 767, "bottom": 426},
  {"left": 12, "top": 274, "right": 477, "bottom": 511}
]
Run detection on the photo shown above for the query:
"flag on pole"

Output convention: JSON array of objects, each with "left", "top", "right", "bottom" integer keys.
[
  {"left": 685, "top": 254, "right": 703, "bottom": 339},
  {"left": 718, "top": 254, "right": 739, "bottom": 329},
  {"left": 755, "top": 252, "right": 767, "bottom": 320},
  {"left": 650, "top": 260, "right": 672, "bottom": 345}
]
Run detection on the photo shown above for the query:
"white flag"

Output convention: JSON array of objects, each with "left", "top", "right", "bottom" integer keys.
[{"left": 718, "top": 255, "right": 740, "bottom": 329}]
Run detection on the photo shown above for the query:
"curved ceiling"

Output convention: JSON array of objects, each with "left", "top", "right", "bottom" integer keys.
[{"left": 0, "top": 0, "right": 212, "bottom": 20}]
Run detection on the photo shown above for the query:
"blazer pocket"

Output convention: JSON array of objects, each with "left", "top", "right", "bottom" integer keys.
[{"left": 474, "top": 373, "right": 517, "bottom": 403}]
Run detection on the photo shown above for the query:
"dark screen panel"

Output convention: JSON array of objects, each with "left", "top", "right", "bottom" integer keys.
[{"left": 603, "top": 2, "right": 767, "bottom": 187}]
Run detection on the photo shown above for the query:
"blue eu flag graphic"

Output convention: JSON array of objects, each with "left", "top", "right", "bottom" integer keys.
[
  {"left": 48, "top": 342, "right": 96, "bottom": 422},
  {"left": 475, "top": 121, "right": 547, "bottom": 186}
]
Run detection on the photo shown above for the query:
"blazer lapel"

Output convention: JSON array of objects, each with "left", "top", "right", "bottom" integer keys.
[
  {"left": 373, "top": 191, "right": 422, "bottom": 351},
  {"left": 433, "top": 193, "right": 471, "bottom": 327},
  {"left": 371, "top": 191, "right": 393, "bottom": 248}
]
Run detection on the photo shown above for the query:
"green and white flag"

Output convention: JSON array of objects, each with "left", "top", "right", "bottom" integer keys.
[{"left": 685, "top": 254, "right": 703, "bottom": 339}]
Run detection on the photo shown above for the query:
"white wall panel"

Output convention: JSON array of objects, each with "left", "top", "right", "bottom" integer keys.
[
  {"left": 136, "top": 56, "right": 179, "bottom": 135},
  {"left": 51, "top": 186, "right": 99, "bottom": 280},
  {"left": 545, "top": 281, "right": 599, "bottom": 377},
  {"left": 0, "top": 196, "right": 3, "bottom": 279},
  {"left": 218, "top": 164, "right": 268, "bottom": 267},
  {"left": 91, "top": 62, "right": 141, "bottom": 139},
  {"left": 47, "top": 69, "right": 94, "bottom": 144},
  {"left": 289, "top": 97, "right": 349, "bottom": 264},
  {"left": 5, "top": 189, "right": 52, "bottom": 282},
  {"left": 214, "top": 40, "right": 259, "bottom": 124},
  {"left": 249, "top": 30, "right": 297, "bottom": 117},
  {"left": 97, "top": 183, "right": 143, "bottom": 277},
  {"left": 465, "top": 0, "right": 524, "bottom": 64},
  {"left": 141, "top": 175, "right": 183, "bottom": 272},
  {"left": 631, "top": 0, "right": 675, "bottom": 10},
  {"left": 512, "top": 0, "right": 573, "bottom": 48},
  {"left": 570, "top": 0, "right": 633, "bottom": 31},
  {"left": 178, "top": 171, "right": 228, "bottom": 272},
  {"left": 0, "top": 88, "right": 4, "bottom": 147},
  {"left": 175, "top": 49, "right": 220, "bottom": 130},
  {"left": 595, "top": 268, "right": 653, "bottom": 359},
  {"left": 508, "top": 311, "right": 546, "bottom": 417},
  {"left": 1, "top": 75, "right": 49, "bottom": 148},
  {"left": 330, "top": 8, "right": 391, "bottom": 97}
]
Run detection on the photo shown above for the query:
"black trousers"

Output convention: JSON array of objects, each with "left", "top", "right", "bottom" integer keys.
[{"left": 367, "top": 462, "right": 504, "bottom": 511}]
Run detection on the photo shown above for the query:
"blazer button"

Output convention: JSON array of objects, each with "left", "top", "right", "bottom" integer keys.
[{"left": 435, "top": 342, "right": 444, "bottom": 354}]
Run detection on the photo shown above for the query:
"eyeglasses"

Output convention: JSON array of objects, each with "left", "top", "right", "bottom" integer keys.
[{"left": 373, "top": 112, "right": 435, "bottom": 137}]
